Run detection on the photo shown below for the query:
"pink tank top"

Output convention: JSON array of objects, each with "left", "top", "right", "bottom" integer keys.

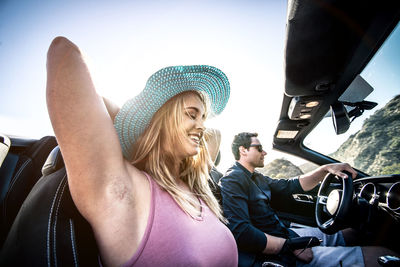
[{"left": 122, "top": 172, "right": 238, "bottom": 267}]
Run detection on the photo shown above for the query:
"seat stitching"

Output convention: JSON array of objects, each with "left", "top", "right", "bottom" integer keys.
[
  {"left": 69, "top": 219, "right": 78, "bottom": 267},
  {"left": 2, "top": 158, "right": 32, "bottom": 218},
  {"left": 47, "top": 173, "right": 67, "bottom": 267},
  {"left": 7, "top": 159, "right": 32, "bottom": 193},
  {"left": 53, "top": 179, "right": 67, "bottom": 267},
  {"left": 4, "top": 137, "right": 54, "bottom": 207}
]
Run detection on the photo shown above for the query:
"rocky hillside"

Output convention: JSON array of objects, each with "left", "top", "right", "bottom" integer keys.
[
  {"left": 257, "top": 158, "right": 303, "bottom": 178},
  {"left": 330, "top": 95, "right": 400, "bottom": 175}
]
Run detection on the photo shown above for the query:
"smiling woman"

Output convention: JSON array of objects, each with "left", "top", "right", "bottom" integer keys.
[{"left": 42, "top": 36, "right": 238, "bottom": 267}]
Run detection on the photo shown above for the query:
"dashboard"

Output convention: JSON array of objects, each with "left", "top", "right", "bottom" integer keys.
[
  {"left": 354, "top": 174, "right": 400, "bottom": 219},
  {"left": 351, "top": 174, "right": 400, "bottom": 251}
]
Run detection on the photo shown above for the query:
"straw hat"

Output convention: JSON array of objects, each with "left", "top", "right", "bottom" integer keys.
[{"left": 114, "top": 65, "right": 230, "bottom": 159}]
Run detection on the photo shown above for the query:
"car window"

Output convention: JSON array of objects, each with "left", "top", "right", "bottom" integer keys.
[
  {"left": 304, "top": 23, "right": 400, "bottom": 175},
  {"left": 257, "top": 150, "right": 318, "bottom": 179}
]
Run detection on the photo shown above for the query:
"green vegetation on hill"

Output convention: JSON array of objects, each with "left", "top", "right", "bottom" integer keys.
[
  {"left": 258, "top": 158, "right": 303, "bottom": 178},
  {"left": 330, "top": 95, "right": 400, "bottom": 175}
]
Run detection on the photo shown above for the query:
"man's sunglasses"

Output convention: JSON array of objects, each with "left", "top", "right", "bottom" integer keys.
[{"left": 249, "top": 144, "right": 263, "bottom": 152}]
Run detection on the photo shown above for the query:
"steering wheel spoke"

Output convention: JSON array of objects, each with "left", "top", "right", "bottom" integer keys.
[
  {"left": 318, "top": 196, "right": 328, "bottom": 205},
  {"left": 322, "top": 218, "right": 334, "bottom": 228}
]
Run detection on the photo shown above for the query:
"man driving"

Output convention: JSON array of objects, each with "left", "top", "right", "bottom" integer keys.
[{"left": 220, "top": 132, "right": 387, "bottom": 267}]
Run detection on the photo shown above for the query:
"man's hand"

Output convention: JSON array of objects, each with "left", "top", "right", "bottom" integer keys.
[
  {"left": 322, "top": 163, "right": 357, "bottom": 179},
  {"left": 300, "top": 162, "right": 357, "bottom": 191},
  {"left": 293, "top": 247, "right": 313, "bottom": 263}
]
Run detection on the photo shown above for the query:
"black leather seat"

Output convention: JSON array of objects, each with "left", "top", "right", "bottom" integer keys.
[
  {"left": 0, "top": 146, "right": 99, "bottom": 267},
  {"left": 0, "top": 136, "right": 57, "bottom": 247}
]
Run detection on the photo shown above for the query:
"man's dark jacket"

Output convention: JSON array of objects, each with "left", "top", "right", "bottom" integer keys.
[{"left": 220, "top": 162, "right": 306, "bottom": 266}]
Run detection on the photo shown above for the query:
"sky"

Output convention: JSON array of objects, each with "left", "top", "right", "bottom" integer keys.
[{"left": 0, "top": 0, "right": 399, "bottom": 173}]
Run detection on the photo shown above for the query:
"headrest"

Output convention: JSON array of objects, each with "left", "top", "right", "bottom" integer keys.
[
  {"left": 41, "top": 146, "right": 64, "bottom": 176},
  {"left": 204, "top": 128, "right": 221, "bottom": 164},
  {"left": 0, "top": 133, "right": 11, "bottom": 168}
]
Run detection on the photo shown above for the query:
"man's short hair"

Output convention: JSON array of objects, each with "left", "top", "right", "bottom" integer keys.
[{"left": 231, "top": 132, "right": 258, "bottom": 160}]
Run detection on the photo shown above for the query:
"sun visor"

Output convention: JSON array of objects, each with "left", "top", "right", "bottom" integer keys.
[
  {"left": 338, "top": 75, "right": 373, "bottom": 103},
  {"left": 324, "top": 75, "right": 374, "bottom": 118},
  {"left": 273, "top": 119, "right": 308, "bottom": 145}
]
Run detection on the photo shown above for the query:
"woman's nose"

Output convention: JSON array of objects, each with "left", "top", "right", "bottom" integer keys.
[{"left": 196, "top": 118, "right": 205, "bottom": 131}]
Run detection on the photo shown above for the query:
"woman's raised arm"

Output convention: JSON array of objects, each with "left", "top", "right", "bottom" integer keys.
[{"left": 46, "top": 37, "right": 133, "bottom": 218}]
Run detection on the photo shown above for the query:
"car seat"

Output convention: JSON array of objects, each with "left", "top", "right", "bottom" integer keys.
[
  {"left": 0, "top": 146, "right": 100, "bottom": 267},
  {"left": 0, "top": 133, "right": 11, "bottom": 168},
  {"left": 0, "top": 136, "right": 57, "bottom": 247}
]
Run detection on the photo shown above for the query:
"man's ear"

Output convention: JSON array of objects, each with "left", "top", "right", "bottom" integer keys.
[{"left": 239, "top": 146, "right": 247, "bottom": 156}]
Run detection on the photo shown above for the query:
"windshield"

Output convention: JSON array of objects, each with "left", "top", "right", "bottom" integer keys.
[{"left": 304, "top": 23, "right": 400, "bottom": 175}]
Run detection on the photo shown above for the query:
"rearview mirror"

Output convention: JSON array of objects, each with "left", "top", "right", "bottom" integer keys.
[{"left": 331, "top": 102, "right": 350, "bottom": 135}]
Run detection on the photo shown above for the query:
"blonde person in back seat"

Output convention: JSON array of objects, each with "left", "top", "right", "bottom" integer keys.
[{"left": 46, "top": 36, "right": 237, "bottom": 267}]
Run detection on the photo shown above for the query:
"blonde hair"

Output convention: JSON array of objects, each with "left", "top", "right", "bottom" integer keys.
[{"left": 129, "top": 91, "right": 226, "bottom": 222}]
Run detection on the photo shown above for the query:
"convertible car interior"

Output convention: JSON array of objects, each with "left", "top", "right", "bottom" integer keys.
[
  {"left": 0, "top": 0, "right": 399, "bottom": 266},
  {"left": 271, "top": 0, "right": 400, "bottom": 264}
]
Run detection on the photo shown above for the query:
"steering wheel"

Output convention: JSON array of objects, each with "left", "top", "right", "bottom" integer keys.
[{"left": 315, "top": 172, "right": 353, "bottom": 234}]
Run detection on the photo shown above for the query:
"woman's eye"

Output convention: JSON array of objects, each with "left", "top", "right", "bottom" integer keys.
[{"left": 185, "top": 111, "right": 196, "bottom": 119}]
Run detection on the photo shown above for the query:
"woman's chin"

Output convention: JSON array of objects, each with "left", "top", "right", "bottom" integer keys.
[
  {"left": 188, "top": 150, "right": 199, "bottom": 157},
  {"left": 186, "top": 147, "right": 200, "bottom": 157}
]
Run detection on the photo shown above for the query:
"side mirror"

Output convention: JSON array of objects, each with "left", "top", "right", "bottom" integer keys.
[{"left": 331, "top": 102, "right": 350, "bottom": 135}]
